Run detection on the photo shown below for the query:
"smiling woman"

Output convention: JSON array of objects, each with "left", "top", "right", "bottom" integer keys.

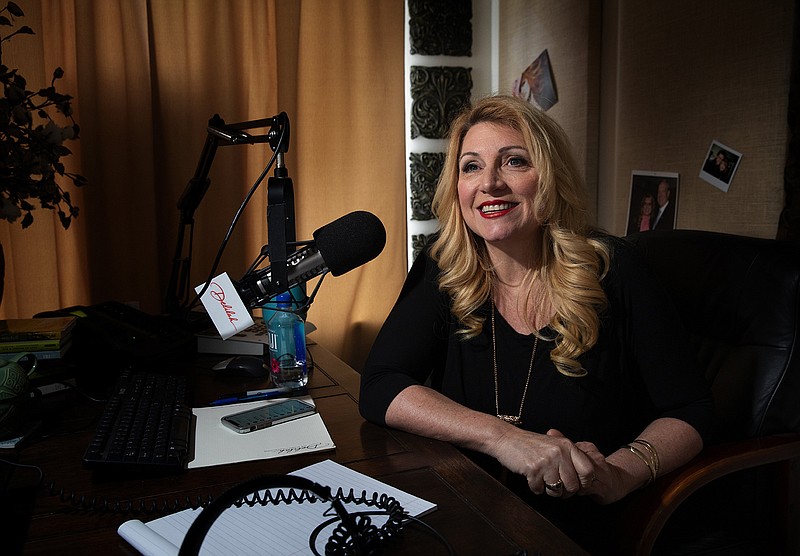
[
  {"left": 456, "top": 122, "right": 542, "bottom": 252},
  {"left": 433, "top": 96, "right": 607, "bottom": 366},
  {"left": 360, "top": 94, "right": 713, "bottom": 555}
]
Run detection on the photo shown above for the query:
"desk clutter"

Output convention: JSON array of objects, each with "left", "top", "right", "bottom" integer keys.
[
  {"left": 6, "top": 335, "right": 568, "bottom": 555},
  {"left": 80, "top": 369, "right": 336, "bottom": 473},
  {"left": 82, "top": 369, "right": 193, "bottom": 472},
  {"left": 1, "top": 303, "right": 197, "bottom": 445},
  {"left": 195, "top": 321, "right": 269, "bottom": 356},
  {"left": 195, "top": 319, "right": 317, "bottom": 357},
  {"left": 0, "top": 316, "right": 76, "bottom": 361},
  {"left": 118, "top": 459, "right": 437, "bottom": 556},
  {"left": 34, "top": 300, "right": 198, "bottom": 365}
]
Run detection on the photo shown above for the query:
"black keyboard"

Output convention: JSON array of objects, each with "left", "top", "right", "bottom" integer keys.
[{"left": 83, "top": 370, "right": 194, "bottom": 472}]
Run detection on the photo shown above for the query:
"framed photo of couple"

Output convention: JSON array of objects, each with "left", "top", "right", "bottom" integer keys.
[{"left": 626, "top": 171, "right": 680, "bottom": 236}]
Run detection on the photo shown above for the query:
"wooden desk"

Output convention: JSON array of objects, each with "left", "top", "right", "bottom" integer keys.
[{"left": 8, "top": 345, "right": 587, "bottom": 555}]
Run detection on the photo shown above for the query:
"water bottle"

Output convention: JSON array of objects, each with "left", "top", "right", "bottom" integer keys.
[
  {"left": 261, "top": 284, "right": 306, "bottom": 326},
  {"left": 267, "top": 292, "right": 308, "bottom": 388}
]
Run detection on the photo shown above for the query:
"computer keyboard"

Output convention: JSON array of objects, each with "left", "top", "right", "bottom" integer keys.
[{"left": 83, "top": 370, "right": 194, "bottom": 472}]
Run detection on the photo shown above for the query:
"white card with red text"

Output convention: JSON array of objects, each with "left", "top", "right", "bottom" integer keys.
[{"left": 195, "top": 272, "right": 255, "bottom": 339}]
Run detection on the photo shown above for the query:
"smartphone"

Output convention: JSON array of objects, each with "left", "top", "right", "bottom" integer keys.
[{"left": 221, "top": 399, "right": 316, "bottom": 433}]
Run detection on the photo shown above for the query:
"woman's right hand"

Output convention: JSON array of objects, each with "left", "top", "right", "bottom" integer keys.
[{"left": 488, "top": 426, "right": 597, "bottom": 498}]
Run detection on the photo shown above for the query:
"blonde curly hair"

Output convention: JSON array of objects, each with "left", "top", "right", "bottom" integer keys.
[{"left": 430, "top": 95, "right": 610, "bottom": 377}]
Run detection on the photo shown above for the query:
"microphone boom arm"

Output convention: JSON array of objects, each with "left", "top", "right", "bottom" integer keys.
[{"left": 165, "top": 113, "right": 293, "bottom": 316}]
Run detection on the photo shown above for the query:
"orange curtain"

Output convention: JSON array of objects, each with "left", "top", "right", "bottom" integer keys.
[{"left": 0, "top": 0, "right": 406, "bottom": 371}]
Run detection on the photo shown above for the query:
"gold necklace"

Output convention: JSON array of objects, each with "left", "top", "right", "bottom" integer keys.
[{"left": 491, "top": 299, "right": 538, "bottom": 427}]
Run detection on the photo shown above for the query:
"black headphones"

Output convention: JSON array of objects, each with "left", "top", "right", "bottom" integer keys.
[{"left": 178, "top": 474, "right": 400, "bottom": 556}]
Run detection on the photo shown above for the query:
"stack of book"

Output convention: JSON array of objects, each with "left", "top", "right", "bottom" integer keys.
[
  {"left": 0, "top": 316, "right": 77, "bottom": 361},
  {"left": 196, "top": 321, "right": 270, "bottom": 356}
]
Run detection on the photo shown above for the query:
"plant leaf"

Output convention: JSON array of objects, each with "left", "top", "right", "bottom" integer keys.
[
  {"left": 7, "top": 2, "right": 25, "bottom": 17},
  {"left": 58, "top": 210, "right": 71, "bottom": 229},
  {"left": 70, "top": 174, "right": 87, "bottom": 186}
]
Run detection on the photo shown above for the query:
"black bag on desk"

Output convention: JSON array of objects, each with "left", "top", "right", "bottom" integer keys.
[{"left": 36, "top": 301, "right": 197, "bottom": 371}]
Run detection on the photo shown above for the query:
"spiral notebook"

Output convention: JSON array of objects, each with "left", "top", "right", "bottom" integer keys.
[{"left": 118, "top": 459, "right": 437, "bottom": 556}]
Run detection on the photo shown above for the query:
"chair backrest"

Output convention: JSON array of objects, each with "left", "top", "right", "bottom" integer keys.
[{"left": 626, "top": 229, "right": 800, "bottom": 443}]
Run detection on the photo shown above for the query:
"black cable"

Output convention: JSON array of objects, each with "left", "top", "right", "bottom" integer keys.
[
  {"left": 189, "top": 143, "right": 279, "bottom": 310},
  {"left": 19, "top": 382, "right": 107, "bottom": 443},
  {"left": 43, "top": 479, "right": 214, "bottom": 515},
  {"left": 399, "top": 515, "right": 457, "bottom": 555},
  {"left": 188, "top": 121, "right": 288, "bottom": 313},
  {"left": 232, "top": 487, "right": 405, "bottom": 556},
  {"left": 38, "top": 380, "right": 107, "bottom": 404},
  {"left": 0, "top": 458, "right": 44, "bottom": 489},
  {"left": 36, "top": 470, "right": 454, "bottom": 554},
  {"left": 309, "top": 512, "right": 385, "bottom": 556}
]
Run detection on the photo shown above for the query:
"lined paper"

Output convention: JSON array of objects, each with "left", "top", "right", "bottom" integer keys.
[{"left": 118, "top": 459, "right": 437, "bottom": 556}]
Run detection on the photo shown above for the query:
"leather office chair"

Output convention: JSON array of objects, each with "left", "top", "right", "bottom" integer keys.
[{"left": 619, "top": 229, "right": 800, "bottom": 555}]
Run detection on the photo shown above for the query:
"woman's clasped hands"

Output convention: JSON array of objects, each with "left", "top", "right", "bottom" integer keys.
[{"left": 489, "top": 426, "right": 627, "bottom": 505}]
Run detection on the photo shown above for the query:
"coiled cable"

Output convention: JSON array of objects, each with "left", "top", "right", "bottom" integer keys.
[{"left": 45, "top": 479, "right": 214, "bottom": 514}]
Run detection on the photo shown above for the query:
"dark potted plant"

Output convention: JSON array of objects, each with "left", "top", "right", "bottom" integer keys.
[
  {"left": 0, "top": 1, "right": 86, "bottom": 303},
  {"left": 1, "top": 1, "right": 85, "bottom": 230}
]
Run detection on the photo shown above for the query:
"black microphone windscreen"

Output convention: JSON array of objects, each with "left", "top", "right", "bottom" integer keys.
[{"left": 313, "top": 211, "right": 386, "bottom": 276}]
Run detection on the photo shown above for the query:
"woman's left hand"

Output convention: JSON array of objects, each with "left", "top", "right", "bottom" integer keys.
[
  {"left": 546, "top": 429, "right": 629, "bottom": 504},
  {"left": 572, "top": 439, "right": 630, "bottom": 504}
]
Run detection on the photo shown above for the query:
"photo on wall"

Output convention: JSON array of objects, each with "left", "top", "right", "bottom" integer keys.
[
  {"left": 699, "top": 140, "right": 742, "bottom": 193},
  {"left": 511, "top": 49, "right": 558, "bottom": 111},
  {"left": 626, "top": 171, "right": 680, "bottom": 236}
]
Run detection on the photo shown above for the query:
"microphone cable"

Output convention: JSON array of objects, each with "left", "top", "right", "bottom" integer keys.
[
  {"left": 6, "top": 458, "right": 456, "bottom": 554},
  {"left": 185, "top": 119, "right": 289, "bottom": 315}
]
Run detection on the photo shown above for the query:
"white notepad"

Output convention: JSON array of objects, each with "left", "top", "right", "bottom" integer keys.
[
  {"left": 118, "top": 459, "right": 437, "bottom": 556},
  {"left": 188, "top": 396, "right": 335, "bottom": 469}
]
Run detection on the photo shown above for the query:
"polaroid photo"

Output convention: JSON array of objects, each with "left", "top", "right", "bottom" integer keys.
[
  {"left": 699, "top": 140, "right": 742, "bottom": 193},
  {"left": 512, "top": 49, "right": 558, "bottom": 111},
  {"left": 626, "top": 171, "right": 680, "bottom": 236}
]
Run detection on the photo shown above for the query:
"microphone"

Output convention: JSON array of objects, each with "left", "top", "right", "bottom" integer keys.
[
  {"left": 236, "top": 211, "right": 387, "bottom": 307},
  {"left": 196, "top": 211, "right": 386, "bottom": 339}
]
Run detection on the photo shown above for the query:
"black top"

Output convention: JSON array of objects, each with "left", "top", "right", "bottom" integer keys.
[
  {"left": 360, "top": 235, "right": 711, "bottom": 452},
  {"left": 359, "top": 235, "right": 713, "bottom": 553}
]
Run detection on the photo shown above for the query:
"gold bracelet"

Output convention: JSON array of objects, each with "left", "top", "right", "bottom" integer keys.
[
  {"left": 631, "top": 439, "right": 660, "bottom": 477},
  {"left": 625, "top": 444, "right": 657, "bottom": 485}
]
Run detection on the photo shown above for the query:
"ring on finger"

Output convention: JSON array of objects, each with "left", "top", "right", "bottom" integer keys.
[{"left": 545, "top": 479, "right": 563, "bottom": 493}]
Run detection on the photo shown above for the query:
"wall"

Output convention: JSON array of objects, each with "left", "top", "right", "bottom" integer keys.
[
  {"left": 403, "top": 0, "right": 498, "bottom": 267},
  {"left": 498, "top": 0, "right": 795, "bottom": 239},
  {"left": 498, "top": 0, "right": 602, "bottom": 220}
]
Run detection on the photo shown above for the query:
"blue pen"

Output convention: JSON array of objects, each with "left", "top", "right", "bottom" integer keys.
[{"left": 209, "top": 386, "right": 307, "bottom": 406}]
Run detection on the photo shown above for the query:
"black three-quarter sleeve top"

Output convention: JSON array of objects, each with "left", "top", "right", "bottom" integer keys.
[
  {"left": 358, "top": 235, "right": 712, "bottom": 553},
  {"left": 359, "top": 235, "right": 712, "bottom": 456}
]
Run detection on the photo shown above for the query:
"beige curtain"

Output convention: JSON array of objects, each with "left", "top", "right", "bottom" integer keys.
[{"left": 0, "top": 0, "right": 406, "bottom": 371}]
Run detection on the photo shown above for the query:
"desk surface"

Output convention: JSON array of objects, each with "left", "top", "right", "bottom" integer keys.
[{"left": 7, "top": 344, "right": 587, "bottom": 555}]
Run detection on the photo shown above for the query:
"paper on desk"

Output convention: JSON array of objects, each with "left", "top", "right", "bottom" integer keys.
[
  {"left": 188, "top": 396, "right": 335, "bottom": 469},
  {"left": 118, "top": 459, "right": 438, "bottom": 556}
]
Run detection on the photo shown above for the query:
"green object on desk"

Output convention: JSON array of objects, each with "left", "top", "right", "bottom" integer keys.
[{"left": 0, "top": 352, "right": 37, "bottom": 438}]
